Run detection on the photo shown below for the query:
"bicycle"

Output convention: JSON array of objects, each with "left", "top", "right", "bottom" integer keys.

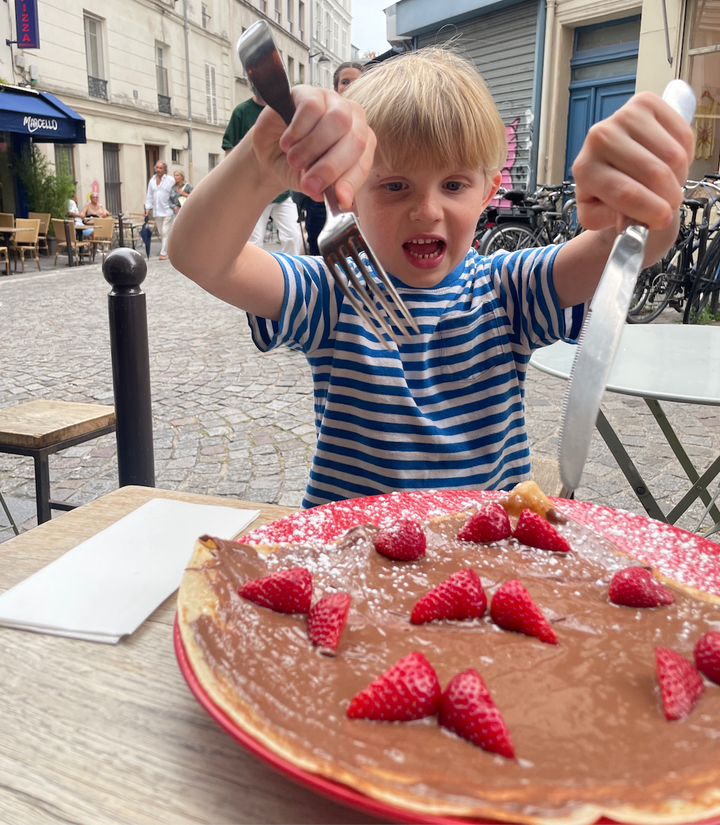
[
  {"left": 476, "top": 183, "right": 581, "bottom": 255},
  {"left": 684, "top": 226, "right": 720, "bottom": 323},
  {"left": 627, "top": 177, "right": 720, "bottom": 323}
]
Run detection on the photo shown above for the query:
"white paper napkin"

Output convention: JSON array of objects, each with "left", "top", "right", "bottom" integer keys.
[{"left": 0, "top": 498, "right": 260, "bottom": 644}]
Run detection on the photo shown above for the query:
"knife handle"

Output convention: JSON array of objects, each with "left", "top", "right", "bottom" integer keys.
[{"left": 661, "top": 79, "right": 696, "bottom": 125}]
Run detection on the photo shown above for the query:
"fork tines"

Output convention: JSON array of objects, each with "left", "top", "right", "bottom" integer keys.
[{"left": 323, "top": 243, "right": 420, "bottom": 351}]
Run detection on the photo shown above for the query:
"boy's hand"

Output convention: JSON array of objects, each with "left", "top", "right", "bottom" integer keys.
[
  {"left": 572, "top": 91, "right": 694, "bottom": 233},
  {"left": 252, "top": 85, "right": 376, "bottom": 212}
]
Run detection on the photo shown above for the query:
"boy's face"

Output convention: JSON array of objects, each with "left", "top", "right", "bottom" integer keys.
[{"left": 353, "top": 162, "right": 500, "bottom": 288}]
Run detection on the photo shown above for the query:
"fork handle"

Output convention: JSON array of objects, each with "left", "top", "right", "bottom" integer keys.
[{"left": 239, "top": 23, "right": 343, "bottom": 217}]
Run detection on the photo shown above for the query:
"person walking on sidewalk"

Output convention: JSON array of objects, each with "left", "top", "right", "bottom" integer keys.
[
  {"left": 144, "top": 160, "right": 174, "bottom": 260},
  {"left": 222, "top": 89, "right": 302, "bottom": 255}
]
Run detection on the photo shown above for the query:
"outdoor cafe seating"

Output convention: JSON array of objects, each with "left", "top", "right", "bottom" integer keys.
[
  {"left": 11, "top": 218, "right": 41, "bottom": 273},
  {"left": 51, "top": 218, "right": 92, "bottom": 266},
  {"left": 28, "top": 211, "right": 52, "bottom": 256},
  {"left": 91, "top": 217, "right": 114, "bottom": 261}
]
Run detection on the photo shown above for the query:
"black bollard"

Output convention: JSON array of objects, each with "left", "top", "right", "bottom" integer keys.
[
  {"left": 117, "top": 214, "right": 125, "bottom": 248},
  {"left": 102, "top": 248, "right": 155, "bottom": 488}
]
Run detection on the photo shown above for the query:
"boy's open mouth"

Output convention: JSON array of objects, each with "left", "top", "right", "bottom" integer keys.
[{"left": 402, "top": 238, "right": 446, "bottom": 266}]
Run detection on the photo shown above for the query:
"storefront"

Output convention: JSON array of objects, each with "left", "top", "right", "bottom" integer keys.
[
  {"left": 0, "top": 84, "right": 85, "bottom": 215},
  {"left": 685, "top": 0, "right": 720, "bottom": 178}
]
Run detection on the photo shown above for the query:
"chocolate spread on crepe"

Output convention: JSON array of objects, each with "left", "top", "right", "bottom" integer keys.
[{"left": 177, "top": 500, "right": 720, "bottom": 825}]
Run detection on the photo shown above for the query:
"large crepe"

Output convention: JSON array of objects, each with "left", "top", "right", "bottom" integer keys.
[{"left": 177, "top": 497, "right": 720, "bottom": 825}]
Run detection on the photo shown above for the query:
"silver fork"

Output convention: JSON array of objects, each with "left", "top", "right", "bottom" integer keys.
[{"left": 237, "top": 21, "right": 420, "bottom": 350}]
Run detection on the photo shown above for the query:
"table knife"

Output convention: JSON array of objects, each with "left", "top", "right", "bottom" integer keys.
[{"left": 558, "top": 80, "right": 696, "bottom": 497}]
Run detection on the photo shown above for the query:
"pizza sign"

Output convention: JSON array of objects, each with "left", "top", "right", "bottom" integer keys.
[{"left": 15, "top": 0, "right": 40, "bottom": 50}]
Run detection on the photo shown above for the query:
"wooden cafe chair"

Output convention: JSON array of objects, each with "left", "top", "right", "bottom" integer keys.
[
  {"left": 11, "top": 218, "right": 41, "bottom": 273},
  {"left": 91, "top": 217, "right": 114, "bottom": 261},
  {"left": 0, "top": 212, "right": 14, "bottom": 229},
  {"left": 28, "top": 211, "right": 52, "bottom": 256},
  {"left": 51, "top": 218, "right": 92, "bottom": 266},
  {"left": 0, "top": 244, "right": 9, "bottom": 276}
]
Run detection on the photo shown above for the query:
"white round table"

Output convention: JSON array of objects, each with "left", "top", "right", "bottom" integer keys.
[{"left": 531, "top": 324, "right": 720, "bottom": 533}]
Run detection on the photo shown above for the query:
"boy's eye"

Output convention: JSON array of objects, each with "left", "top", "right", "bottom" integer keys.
[
  {"left": 445, "top": 181, "right": 465, "bottom": 192},
  {"left": 385, "top": 181, "right": 405, "bottom": 192}
]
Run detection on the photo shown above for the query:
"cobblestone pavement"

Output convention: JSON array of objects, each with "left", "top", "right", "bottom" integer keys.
[{"left": 1, "top": 249, "right": 719, "bottom": 544}]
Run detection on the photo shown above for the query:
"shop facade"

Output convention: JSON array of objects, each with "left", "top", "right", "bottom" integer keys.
[
  {"left": 0, "top": 85, "right": 85, "bottom": 215},
  {"left": 391, "top": 0, "right": 716, "bottom": 188}
]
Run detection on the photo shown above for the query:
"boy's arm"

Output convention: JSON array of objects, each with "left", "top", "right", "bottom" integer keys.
[
  {"left": 169, "top": 86, "right": 375, "bottom": 320},
  {"left": 551, "top": 91, "right": 694, "bottom": 309}
]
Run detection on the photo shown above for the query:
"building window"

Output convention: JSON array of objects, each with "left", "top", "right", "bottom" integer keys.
[
  {"left": 258, "top": 0, "right": 267, "bottom": 12},
  {"left": 299, "top": 1, "right": 305, "bottom": 40},
  {"left": 209, "top": 153, "right": 219, "bottom": 170},
  {"left": 84, "top": 15, "right": 107, "bottom": 99},
  {"left": 298, "top": 62, "right": 305, "bottom": 83},
  {"left": 287, "top": 56, "right": 294, "bottom": 84},
  {"left": 274, "top": 0, "right": 281, "bottom": 24},
  {"left": 325, "top": 11, "right": 331, "bottom": 48},
  {"left": 286, "top": 0, "right": 293, "bottom": 33},
  {"left": 333, "top": 21, "right": 339, "bottom": 55},
  {"left": 172, "top": 148, "right": 181, "bottom": 163},
  {"left": 54, "top": 144, "right": 75, "bottom": 182},
  {"left": 156, "top": 46, "right": 171, "bottom": 114},
  {"left": 102, "top": 143, "right": 122, "bottom": 216},
  {"left": 201, "top": 3, "right": 211, "bottom": 29},
  {"left": 315, "top": 3, "right": 321, "bottom": 40},
  {"left": 205, "top": 62, "right": 218, "bottom": 125}
]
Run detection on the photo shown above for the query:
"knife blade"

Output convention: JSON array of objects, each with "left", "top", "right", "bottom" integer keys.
[{"left": 557, "top": 79, "right": 696, "bottom": 497}]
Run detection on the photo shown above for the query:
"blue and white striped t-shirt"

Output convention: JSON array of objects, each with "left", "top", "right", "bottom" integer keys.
[{"left": 248, "top": 246, "right": 587, "bottom": 508}]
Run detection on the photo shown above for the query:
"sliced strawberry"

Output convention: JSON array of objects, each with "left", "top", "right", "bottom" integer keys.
[
  {"left": 694, "top": 631, "right": 720, "bottom": 686},
  {"left": 439, "top": 669, "right": 515, "bottom": 759},
  {"left": 490, "top": 579, "right": 557, "bottom": 645},
  {"left": 373, "top": 519, "right": 426, "bottom": 561},
  {"left": 307, "top": 592, "right": 351, "bottom": 651},
  {"left": 410, "top": 568, "right": 487, "bottom": 625},
  {"left": 513, "top": 509, "right": 571, "bottom": 553},
  {"left": 346, "top": 651, "right": 442, "bottom": 721},
  {"left": 655, "top": 646, "right": 704, "bottom": 720},
  {"left": 608, "top": 567, "right": 675, "bottom": 608},
  {"left": 239, "top": 567, "right": 312, "bottom": 614},
  {"left": 457, "top": 503, "right": 511, "bottom": 543}
]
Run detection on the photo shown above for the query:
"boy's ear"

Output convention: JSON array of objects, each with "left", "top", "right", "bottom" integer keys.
[{"left": 481, "top": 172, "right": 502, "bottom": 210}]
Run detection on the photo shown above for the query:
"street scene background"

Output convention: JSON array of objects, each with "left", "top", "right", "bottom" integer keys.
[{"left": 2, "top": 243, "right": 719, "bottom": 543}]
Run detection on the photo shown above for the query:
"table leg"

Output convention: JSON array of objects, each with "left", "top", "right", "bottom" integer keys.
[
  {"left": 595, "top": 411, "right": 667, "bottom": 522},
  {"left": 645, "top": 399, "right": 720, "bottom": 524},
  {"left": 33, "top": 452, "right": 52, "bottom": 524}
]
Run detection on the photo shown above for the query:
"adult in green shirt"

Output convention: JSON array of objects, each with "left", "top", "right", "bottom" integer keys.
[{"left": 222, "top": 91, "right": 302, "bottom": 255}]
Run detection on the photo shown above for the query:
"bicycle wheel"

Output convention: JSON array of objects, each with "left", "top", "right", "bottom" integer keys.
[
  {"left": 561, "top": 198, "right": 583, "bottom": 237},
  {"left": 627, "top": 265, "right": 657, "bottom": 316},
  {"left": 626, "top": 249, "right": 683, "bottom": 323},
  {"left": 478, "top": 223, "right": 536, "bottom": 255},
  {"left": 684, "top": 230, "right": 720, "bottom": 323}
]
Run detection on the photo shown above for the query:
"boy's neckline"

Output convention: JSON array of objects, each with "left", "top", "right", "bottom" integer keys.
[{"left": 386, "top": 256, "right": 468, "bottom": 291}]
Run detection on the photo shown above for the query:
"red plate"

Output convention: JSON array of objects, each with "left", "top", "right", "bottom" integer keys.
[{"left": 174, "top": 490, "right": 720, "bottom": 825}]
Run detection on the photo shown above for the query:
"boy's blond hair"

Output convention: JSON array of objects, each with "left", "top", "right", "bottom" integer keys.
[{"left": 344, "top": 48, "right": 507, "bottom": 180}]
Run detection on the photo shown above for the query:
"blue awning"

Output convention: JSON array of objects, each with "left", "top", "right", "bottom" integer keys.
[{"left": 0, "top": 85, "right": 85, "bottom": 143}]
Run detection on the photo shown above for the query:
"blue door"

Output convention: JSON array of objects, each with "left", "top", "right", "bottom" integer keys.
[
  {"left": 564, "top": 17, "right": 640, "bottom": 181},
  {"left": 565, "top": 78, "right": 636, "bottom": 180}
]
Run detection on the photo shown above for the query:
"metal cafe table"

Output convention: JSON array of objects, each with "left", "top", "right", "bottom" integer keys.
[{"left": 530, "top": 324, "right": 720, "bottom": 534}]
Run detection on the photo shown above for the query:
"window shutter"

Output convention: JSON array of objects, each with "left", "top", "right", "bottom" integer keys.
[{"left": 205, "top": 62, "right": 217, "bottom": 125}]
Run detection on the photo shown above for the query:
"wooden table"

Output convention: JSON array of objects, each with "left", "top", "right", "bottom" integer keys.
[
  {"left": 0, "top": 399, "right": 116, "bottom": 524},
  {"left": 0, "top": 486, "right": 385, "bottom": 824}
]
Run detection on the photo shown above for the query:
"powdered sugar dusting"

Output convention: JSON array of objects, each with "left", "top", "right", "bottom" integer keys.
[{"left": 239, "top": 491, "right": 720, "bottom": 598}]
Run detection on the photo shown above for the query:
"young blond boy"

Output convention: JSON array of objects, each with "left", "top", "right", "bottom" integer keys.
[{"left": 170, "top": 49, "right": 692, "bottom": 508}]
